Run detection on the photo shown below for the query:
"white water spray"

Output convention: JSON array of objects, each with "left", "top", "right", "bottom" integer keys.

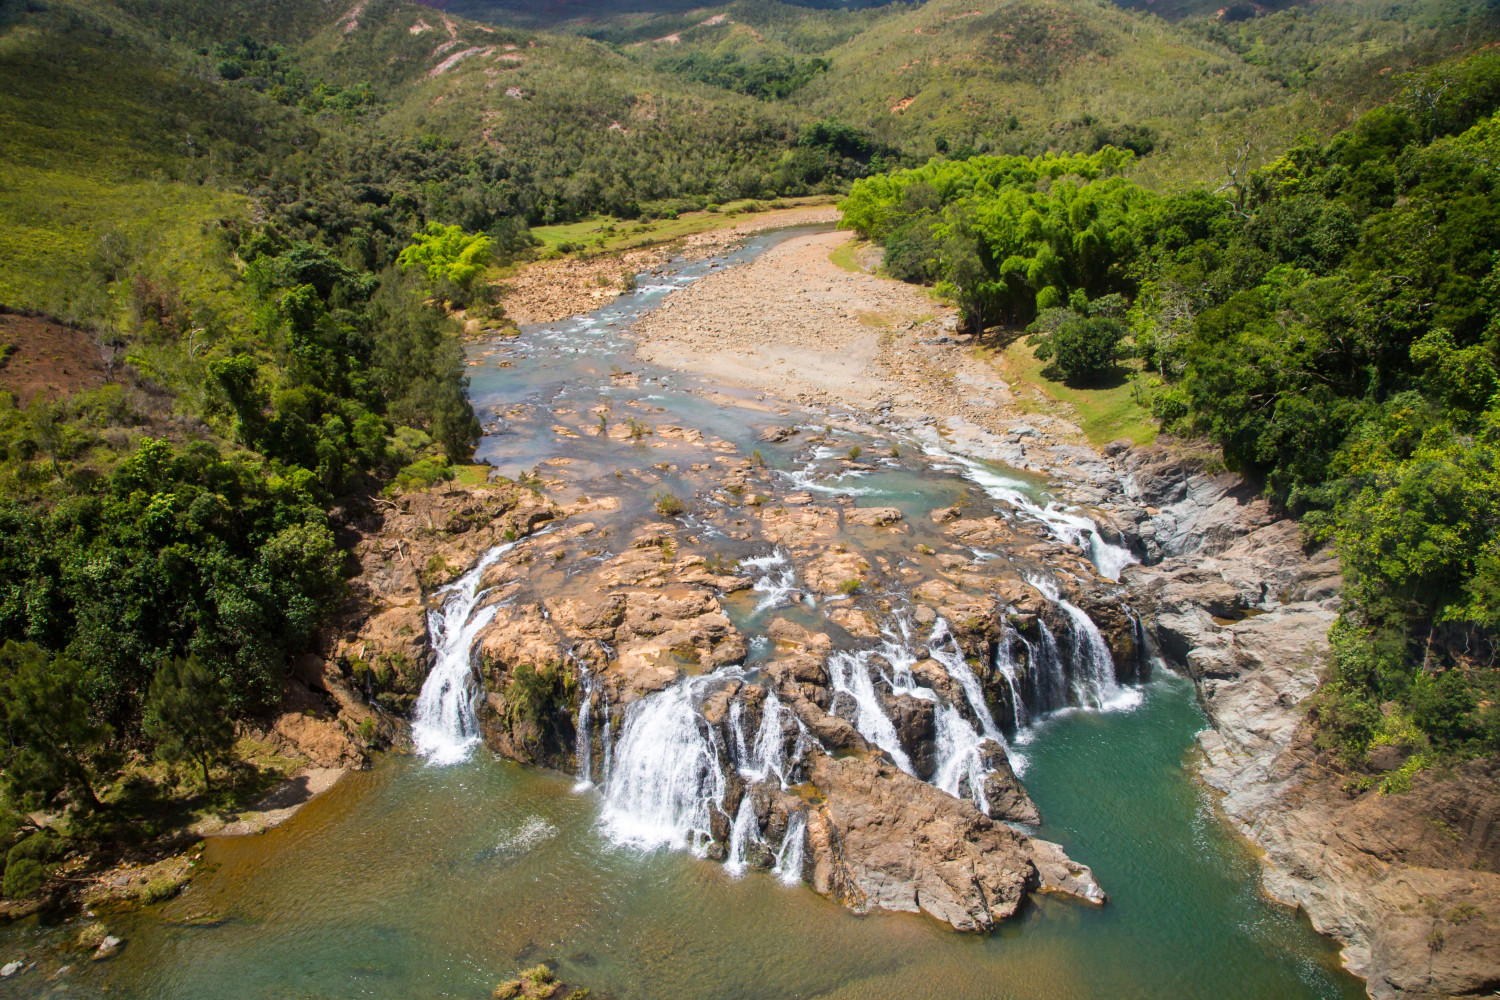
[
  {"left": 826, "top": 647, "right": 914, "bottom": 774},
  {"left": 743, "top": 549, "right": 798, "bottom": 613},
  {"left": 724, "top": 794, "right": 763, "bottom": 876},
  {"left": 924, "top": 446, "right": 1139, "bottom": 581},
  {"left": 772, "top": 813, "right": 807, "bottom": 885},
  {"left": 1029, "top": 575, "right": 1141, "bottom": 712},
  {"left": 412, "top": 542, "right": 517, "bottom": 765},
  {"left": 600, "top": 678, "right": 726, "bottom": 854}
]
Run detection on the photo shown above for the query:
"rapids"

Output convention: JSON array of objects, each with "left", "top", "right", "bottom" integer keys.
[{"left": 0, "top": 226, "right": 1363, "bottom": 1000}]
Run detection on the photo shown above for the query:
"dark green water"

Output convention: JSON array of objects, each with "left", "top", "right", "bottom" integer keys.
[{"left": 1, "top": 676, "right": 1360, "bottom": 1000}]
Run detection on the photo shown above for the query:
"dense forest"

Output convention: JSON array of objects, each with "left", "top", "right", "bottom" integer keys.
[{"left": 841, "top": 50, "right": 1500, "bottom": 778}]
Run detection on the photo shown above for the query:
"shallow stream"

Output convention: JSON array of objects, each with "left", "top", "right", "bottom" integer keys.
[{"left": 0, "top": 227, "right": 1363, "bottom": 1000}]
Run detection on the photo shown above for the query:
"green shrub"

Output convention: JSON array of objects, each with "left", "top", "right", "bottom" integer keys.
[
  {"left": 3, "top": 859, "right": 44, "bottom": 899},
  {"left": 1030, "top": 316, "right": 1126, "bottom": 385},
  {"left": 653, "top": 493, "right": 686, "bottom": 517}
]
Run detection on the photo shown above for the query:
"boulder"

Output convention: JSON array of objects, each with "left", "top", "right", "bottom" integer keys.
[
  {"left": 845, "top": 507, "right": 904, "bottom": 527},
  {"left": 803, "top": 753, "right": 1104, "bottom": 932}
]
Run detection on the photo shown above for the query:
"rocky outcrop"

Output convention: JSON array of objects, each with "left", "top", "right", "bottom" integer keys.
[
  {"left": 804, "top": 753, "right": 1101, "bottom": 932},
  {"left": 1113, "top": 445, "right": 1500, "bottom": 999}
]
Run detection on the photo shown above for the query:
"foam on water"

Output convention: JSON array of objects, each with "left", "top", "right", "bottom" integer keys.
[
  {"left": 924, "top": 445, "right": 1139, "bottom": 581},
  {"left": 412, "top": 542, "right": 519, "bottom": 765}
]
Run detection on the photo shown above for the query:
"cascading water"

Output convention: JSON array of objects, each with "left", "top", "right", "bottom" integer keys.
[
  {"left": 993, "top": 628, "right": 1030, "bottom": 733},
  {"left": 743, "top": 549, "right": 798, "bottom": 613},
  {"left": 574, "top": 667, "right": 594, "bottom": 789},
  {"left": 923, "top": 446, "right": 1139, "bottom": 581},
  {"left": 826, "top": 647, "right": 915, "bottom": 774},
  {"left": 412, "top": 542, "right": 518, "bottom": 765},
  {"left": 600, "top": 677, "right": 726, "bottom": 854},
  {"left": 772, "top": 812, "right": 807, "bottom": 885},
  {"left": 600, "top": 691, "right": 613, "bottom": 788},
  {"left": 737, "top": 691, "right": 791, "bottom": 787},
  {"left": 927, "top": 619, "right": 1003, "bottom": 741},
  {"left": 1028, "top": 575, "right": 1142, "bottom": 713},
  {"left": 923, "top": 619, "right": 1016, "bottom": 807},
  {"left": 724, "top": 795, "right": 763, "bottom": 876}
]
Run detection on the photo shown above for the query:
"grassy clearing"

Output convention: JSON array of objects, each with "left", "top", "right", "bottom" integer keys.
[
  {"left": 979, "top": 337, "right": 1158, "bottom": 447},
  {"left": 828, "top": 238, "right": 866, "bottom": 274},
  {"left": 527, "top": 196, "right": 836, "bottom": 256},
  {"left": 451, "top": 464, "right": 495, "bottom": 489}
]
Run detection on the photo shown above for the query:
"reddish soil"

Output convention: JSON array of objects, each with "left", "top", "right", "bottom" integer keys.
[{"left": 0, "top": 310, "right": 109, "bottom": 407}]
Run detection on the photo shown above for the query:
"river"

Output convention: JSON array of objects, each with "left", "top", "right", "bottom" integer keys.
[{"left": 0, "top": 227, "right": 1363, "bottom": 1000}]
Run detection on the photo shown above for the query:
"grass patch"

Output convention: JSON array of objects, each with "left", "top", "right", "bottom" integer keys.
[
  {"left": 451, "top": 464, "right": 494, "bottom": 489},
  {"left": 528, "top": 196, "right": 835, "bottom": 256},
  {"left": 828, "top": 238, "right": 867, "bottom": 274},
  {"left": 980, "top": 338, "right": 1158, "bottom": 447}
]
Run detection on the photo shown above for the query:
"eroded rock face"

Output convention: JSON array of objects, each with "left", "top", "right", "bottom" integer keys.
[
  {"left": 1111, "top": 445, "right": 1500, "bottom": 998},
  {"left": 804, "top": 753, "right": 1102, "bottom": 932}
]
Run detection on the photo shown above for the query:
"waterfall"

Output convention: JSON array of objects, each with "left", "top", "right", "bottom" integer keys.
[
  {"left": 923, "top": 446, "right": 1139, "bottom": 581},
  {"left": 772, "top": 812, "right": 807, "bottom": 885},
  {"left": 930, "top": 700, "right": 993, "bottom": 813},
  {"left": 600, "top": 691, "right": 613, "bottom": 788},
  {"left": 994, "top": 629, "right": 1030, "bottom": 732},
  {"left": 412, "top": 542, "right": 517, "bottom": 765},
  {"left": 574, "top": 666, "right": 594, "bottom": 789},
  {"left": 1028, "top": 575, "right": 1141, "bottom": 713},
  {"left": 1028, "top": 619, "right": 1069, "bottom": 713},
  {"left": 926, "top": 620, "right": 1002, "bottom": 740},
  {"left": 600, "top": 677, "right": 726, "bottom": 854},
  {"left": 826, "top": 647, "right": 914, "bottom": 774},
  {"left": 739, "top": 691, "right": 790, "bottom": 788},
  {"left": 724, "top": 795, "right": 762, "bottom": 876}
]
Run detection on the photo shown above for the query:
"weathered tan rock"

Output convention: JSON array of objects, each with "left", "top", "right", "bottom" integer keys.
[
  {"left": 804, "top": 753, "right": 1103, "bottom": 932},
  {"left": 758, "top": 504, "right": 840, "bottom": 547},
  {"left": 800, "top": 548, "right": 870, "bottom": 594},
  {"left": 827, "top": 605, "right": 880, "bottom": 638},
  {"left": 845, "top": 506, "right": 904, "bottom": 527}
]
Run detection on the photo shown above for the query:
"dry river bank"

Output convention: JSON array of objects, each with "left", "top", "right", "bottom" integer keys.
[{"left": 626, "top": 225, "right": 1500, "bottom": 999}]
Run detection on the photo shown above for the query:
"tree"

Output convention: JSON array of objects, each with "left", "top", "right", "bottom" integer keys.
[
  {"left": 1031, "top": 316, "right": 1127, "bottom": 385},
  {"left": 0, "top": 642, "right": 112, "bottom": 811},
  {"left": 143, "top": 657, "right": 236, "bottom": 792},
  {"left": 396, "top": 223, "right": 493, "bottom": 291}
]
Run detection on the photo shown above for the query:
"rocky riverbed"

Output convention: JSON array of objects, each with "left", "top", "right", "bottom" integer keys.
[
  {"left": 79, "top": 220, "right": 1492, "bottom": 999},
  {"left": 619, "top": 224, "right": 1500, "bottom": 995}
]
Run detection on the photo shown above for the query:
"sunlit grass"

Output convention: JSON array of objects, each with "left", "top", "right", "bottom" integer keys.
[
  {"left": 527, "top": 195, "right": 837, "bottom": 256},
  {"left": 978, "top": 338, "right": 1158, "bottom": 447}
]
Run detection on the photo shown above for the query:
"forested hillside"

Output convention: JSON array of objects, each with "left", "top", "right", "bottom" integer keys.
[{"left": 841, "top": 50, "right": 1500, "bottom": 779}]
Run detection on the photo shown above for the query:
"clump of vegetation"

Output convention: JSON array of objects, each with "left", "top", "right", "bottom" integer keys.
[
  {"left": 143, "top": 656, "right": 236, "bottom": 792},
  {"left": 494, "top": 963, "right": 585, "bottom": 1000},
  {"left": 838, "top": 578, "right": 863, "bottom": 596},
  {"left": 846, "top": 445, "right": 862, "bottom": 461},
  {"left": 653, "top": 492, "right": 686, "bottom": 517}
]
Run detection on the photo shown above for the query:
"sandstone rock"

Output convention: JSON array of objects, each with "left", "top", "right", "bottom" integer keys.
[
  {"left": 976, "top": 741, "right": 1040, "bottom": 825},
  {"left": 929, "top": 506, "right": 960, "bottom": 523},
  {"left": 845, "top": 506, "right": 904, "bottom": 527},
  {"left": 268, "top": 679, "right": 366, "bottom": 768},
  {"left": 827, "top": 605, "right": 880, "bottom": 637},
  {"left": 803, "top": 753, "right": 1103, "bottom": 931},
  {"left": 758, "top": 504, "right": 841, "bottom": 547}
]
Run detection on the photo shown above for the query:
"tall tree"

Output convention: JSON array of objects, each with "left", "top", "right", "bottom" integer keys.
[
  {"left": 0, "top": 642, "right": 112, "bottom": 811},
  {"left": 144, "top": 657, "right": 237, "bottom": 792}
]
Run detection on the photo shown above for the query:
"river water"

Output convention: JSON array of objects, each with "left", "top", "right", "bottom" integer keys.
[{"left": 0, "top": 228, "right": 1363, "bottom": 1000}]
